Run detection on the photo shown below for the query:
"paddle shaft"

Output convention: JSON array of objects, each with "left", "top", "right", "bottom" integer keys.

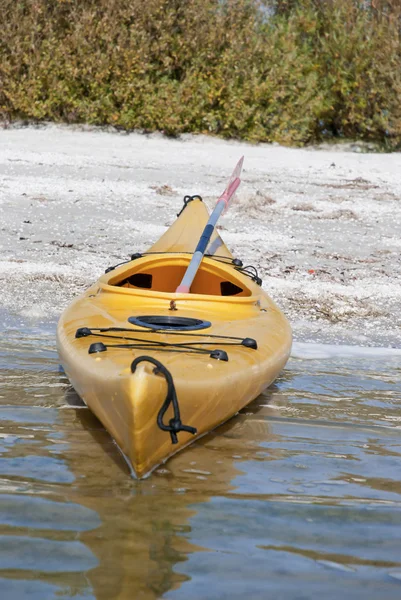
[
  {"left": 176, "top": 201, "right": 225, "bottom": 293},
  {"left": 176, "top": 156, "right": 243, "bottom": 294}
]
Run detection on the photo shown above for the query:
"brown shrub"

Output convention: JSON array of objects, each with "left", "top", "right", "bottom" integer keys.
[{"left": 0, "top": 0, "right": 400, "bottom": 147}]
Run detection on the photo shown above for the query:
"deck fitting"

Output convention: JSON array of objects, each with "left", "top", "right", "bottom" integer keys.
[
  {"left": 75, "top": 327, "right": 92, "bottom": 338},
  {"left": 210, "top": 349, "right": 229, "bottom": 361},
  {"left": 88, "top": 342, "right": 107, "bottom": 354},
  {"left": 242, "top": 337, "right": 258, "bottom": 350}
]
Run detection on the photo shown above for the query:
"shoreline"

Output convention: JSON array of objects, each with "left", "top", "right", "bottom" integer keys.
[
  {"left": 1, "top": 119, "right": 392, "bottom": 154},
  {"left": 0, "top": 124, "right": 400, "bottom": 347}
]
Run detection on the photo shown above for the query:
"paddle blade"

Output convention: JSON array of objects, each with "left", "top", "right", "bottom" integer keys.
[{"left": 219, "top": 156, "right": 244, "bottom": 208}]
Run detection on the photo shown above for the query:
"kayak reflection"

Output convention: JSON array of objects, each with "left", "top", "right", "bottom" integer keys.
[{"left": 63, "top": 384, "right": 277, "bottom": 600}]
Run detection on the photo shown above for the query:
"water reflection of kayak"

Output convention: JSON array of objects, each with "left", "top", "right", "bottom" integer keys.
[
  {"left": 57, "top": 197, "right": 291, "bottom": 478},
  {"left": 62, "top": 384, "right": 278, "bottom": 600}
]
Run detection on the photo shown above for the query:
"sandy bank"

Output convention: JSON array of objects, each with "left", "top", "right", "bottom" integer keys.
[{"left": 0, "top": 124, "right": 400, "bottom": 346}]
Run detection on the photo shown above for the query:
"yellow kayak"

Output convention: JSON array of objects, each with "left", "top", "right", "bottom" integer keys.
[{"left": 57, "top": 198, "right": 292, "bottom": 478}]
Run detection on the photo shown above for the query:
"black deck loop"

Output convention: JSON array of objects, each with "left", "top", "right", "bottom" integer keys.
[
  {"left": 176, "top": 194, "right": 203, "bottom": 217},
  {"left": 131, "top": 356, "right": 197, "bottom": 444}
]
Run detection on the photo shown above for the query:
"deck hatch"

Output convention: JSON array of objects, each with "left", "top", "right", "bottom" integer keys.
[{"left": 128, "top": 315, "right": 211, "bottom": 331}]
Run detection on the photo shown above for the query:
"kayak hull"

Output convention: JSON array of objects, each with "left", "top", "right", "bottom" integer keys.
[{"left": 57, "top": 200, "right": 292, "bottom": 477}]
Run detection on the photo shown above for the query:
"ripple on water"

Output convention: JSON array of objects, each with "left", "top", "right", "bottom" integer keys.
[
  {"left": 0, "top": 318, "right": 401, "bottom": 599},
  {"left": 0, "top": 578, "right": 93, "bottom": 600}
]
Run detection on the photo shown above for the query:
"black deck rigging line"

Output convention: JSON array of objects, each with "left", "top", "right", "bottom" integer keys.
[
  {"left": 237, "top": 265, "right": 262, "bottom": 286},
  {"left": 126, "top": 251, "right": 238, "bottom": 262},
  {"left": 76, "top": 326, "right": 257, "bottom": 355},
  {"left": 131, "top": 356, "right": 197, "bottom": 444},
  {"left": 77, "top": 326, "right": 244, "bottom": 339},
  {"left": 94, "top": 343, "right": 214, "bottom": 355},
  {"left": 105, "top": 252, "right": 262, "bottom": 285},
  {"left": 76, "top": 326, "right": 255, "bottom": 343},
  {"left": 176, "top": 194, "right": 203, "bottom": 217}
]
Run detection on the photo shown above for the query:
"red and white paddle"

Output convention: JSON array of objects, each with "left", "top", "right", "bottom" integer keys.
[{"left": 176, "top": 156, "right": 244, "bottom": 293}]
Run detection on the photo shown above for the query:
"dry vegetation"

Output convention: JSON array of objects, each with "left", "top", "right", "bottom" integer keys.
[{"left": 1, "top": 0, "right": 401, "bottom": 147}]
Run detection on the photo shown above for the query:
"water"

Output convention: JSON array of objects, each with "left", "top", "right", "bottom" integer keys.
[{"left": 1, "top": 314, "right": 401, "bottom": 599}]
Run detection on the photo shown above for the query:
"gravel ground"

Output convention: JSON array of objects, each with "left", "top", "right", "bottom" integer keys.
[{"left": 0, "top": 123, "right": 400, "bottom": 347}]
